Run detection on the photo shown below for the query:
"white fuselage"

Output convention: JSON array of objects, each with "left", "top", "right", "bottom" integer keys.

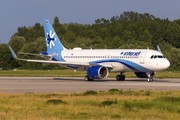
[{"left": 56, "top": 48, "right": 170, "bottom": 73}]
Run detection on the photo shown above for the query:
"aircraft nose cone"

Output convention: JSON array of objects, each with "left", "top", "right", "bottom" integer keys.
[
  {"left": 166, "top": 60, "right": 170, "bottom": 69},
  {"left": 163, "top": 59, "right": 170, "bottom": 70}
]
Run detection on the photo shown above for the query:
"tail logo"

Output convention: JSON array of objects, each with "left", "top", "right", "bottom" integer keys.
[{"left": 46, "top": 30, "right": 56, "bottom": 49}]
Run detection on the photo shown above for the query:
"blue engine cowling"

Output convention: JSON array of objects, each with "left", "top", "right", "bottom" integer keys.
[
  {"left": 134, "top": 72, "right": 156, "bottom": 78},
  {"left": 87, "top": 66, "right": 109, "bottom": 79}
]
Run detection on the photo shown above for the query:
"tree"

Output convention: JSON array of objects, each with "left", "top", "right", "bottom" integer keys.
[
  {"left": 8, "top": 36, "right": 26, "bottom": 54},
  {"left": 64, "top": 30, "right": 76, "bottom": 43},
  {"left": 0, "top": 44, "right": 19, "bottom": 67},
  {"left": 78, "top": 29, "right": 96, "bottom": 39},
  {"left": 99, "top": 27, "right": 109, "bottom": 40},
  {"left": 54, "top": 16, "right": 60, "bottom": 27},
  {"left": 111, "top": 36, "right": 124, "bottom": 48},
  {"left": 18, "top": 37, "right": 46, "bottom": 67},
  {"left": 138, "top": 29, "right": 152, "bottom": 46},
  {"left": 167, "top": 48, "right": 180, "bottom": 68}
]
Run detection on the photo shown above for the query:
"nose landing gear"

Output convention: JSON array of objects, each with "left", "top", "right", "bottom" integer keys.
[
  {"left": 147, "top": 78, "right": 153, "bottom": 82},
  {"left": 147, "top": 72, "right": 156, "bottom": 82}
]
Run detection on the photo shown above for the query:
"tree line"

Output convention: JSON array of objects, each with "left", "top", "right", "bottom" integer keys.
[{"left": 1, "top": 11, "right": 180, "bottom": 69}]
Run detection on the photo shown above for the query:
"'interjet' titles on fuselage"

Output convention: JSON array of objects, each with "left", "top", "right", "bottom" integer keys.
[{"left": 120, "top": 51, "right": 141, "bottom": 56}]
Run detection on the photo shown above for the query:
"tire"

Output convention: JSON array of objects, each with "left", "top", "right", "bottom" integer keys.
[
  {"left": 122, "top": 75, "right": 125, "bottom": 81},
  {"left": 147, "top": 78, "right": 153, "bottom": 82},
  {"left": 84, "top": 76, "right": 90, "bottom": 81},
  {"left": 84, "top": 75, "right": 94, "bottom": 81},
  {"left": 116, "top": 75, "right": 121, "bottom": 81}
]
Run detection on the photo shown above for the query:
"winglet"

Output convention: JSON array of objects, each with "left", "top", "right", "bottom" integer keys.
[
  {"left": 9, "top": 46, "right": 18, "bottom": 59},
  {"left": 157, "top": 45, "right": 161, "bottom": 53}
]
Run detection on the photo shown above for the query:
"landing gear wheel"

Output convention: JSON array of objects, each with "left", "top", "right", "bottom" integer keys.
[
  {"left": 116, "top": 75, "right": 121, "bottom": 81},
  {"left": 84, "top": 76, "right": 89, "bottom": 81},
  {"left": 84, "top": 75, "right": 94, "bottom": 81},
  {"left": 122, "top": 75, "right": 125, "bottom": 81},
  {"left": 116, "top": 75, "right": 125, "bottom": 81},
  {"left": 147, "top": 78, "right": 153, "bottom": 82}
]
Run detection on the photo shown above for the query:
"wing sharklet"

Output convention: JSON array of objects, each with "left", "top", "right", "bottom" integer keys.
[
  {"left": 157, "top": 45, "right": 162, "bottom": 53},
  {"left": 9, "top": 46, "right": 18, "bottom": 59}
]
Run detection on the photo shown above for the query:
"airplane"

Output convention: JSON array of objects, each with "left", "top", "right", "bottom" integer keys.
[{"left": 9, "top": 19, "right": 170, "bottom": 82}]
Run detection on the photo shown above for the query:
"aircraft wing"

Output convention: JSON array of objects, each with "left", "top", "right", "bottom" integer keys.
[
  {"left": 19, "top": 52, "right": 51, "bottom": 57},
  {"left": 9, "top": 46, "right": 113, "bottom": 68},
  {"left": 18, "top": 52, "right": 52, "bottom": 60}
]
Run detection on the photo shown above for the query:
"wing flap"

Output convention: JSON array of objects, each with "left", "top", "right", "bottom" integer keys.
[
  {"left": 26, "top": 59, "right": 89, "bottom": 66},
  {"left": 18, "top": 52, "right": 52, "bottom": 60},
  {"left": 19, "top": 52, "right": 52, "bottom": 57}
]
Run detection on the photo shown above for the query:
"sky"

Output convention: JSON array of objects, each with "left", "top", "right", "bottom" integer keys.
[{"left": 0, "top": 0, "right": 180, "bottom": 44}]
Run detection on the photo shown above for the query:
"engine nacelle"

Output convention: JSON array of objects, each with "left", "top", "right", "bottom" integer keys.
[
  {"left": 87, "top": 66, "right": 109, "bottom": 79},
  {"left": 134, "top": 72, "right": 156, "bottom": 78}
]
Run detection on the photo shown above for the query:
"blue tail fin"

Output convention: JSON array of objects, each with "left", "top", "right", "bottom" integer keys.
[{"left": 43, "top": 19, "right": 66, "bottom": 52}]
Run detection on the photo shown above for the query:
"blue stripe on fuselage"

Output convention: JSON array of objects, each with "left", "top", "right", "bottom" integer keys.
[{"left": 89, "top": 59, "right": 152, "bottom": 72}]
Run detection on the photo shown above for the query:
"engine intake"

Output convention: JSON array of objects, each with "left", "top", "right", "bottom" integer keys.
[{"left": 87, "top": 66, "right": 109, "bottom": 79}]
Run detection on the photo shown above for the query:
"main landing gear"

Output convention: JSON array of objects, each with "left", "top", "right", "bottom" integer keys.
[
  {"left": 116, "top": 73, "right": 125, "bottom": 81},
  {"left": 84, "top": 75, "right": 94, "bottom": 81}
]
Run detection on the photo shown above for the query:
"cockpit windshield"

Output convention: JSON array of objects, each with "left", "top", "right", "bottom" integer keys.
[{"left": 150, "top": 55, "right": 165, "bottom": 59}]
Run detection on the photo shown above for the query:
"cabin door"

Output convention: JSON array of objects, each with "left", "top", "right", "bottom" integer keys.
[{"left": 140, "top": 51, "right": 146, "bottom": 64}]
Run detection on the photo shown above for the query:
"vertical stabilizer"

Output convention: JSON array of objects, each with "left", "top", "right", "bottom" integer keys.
[{"left": 43, "top": 19, "right": 66, "bottom": 52}]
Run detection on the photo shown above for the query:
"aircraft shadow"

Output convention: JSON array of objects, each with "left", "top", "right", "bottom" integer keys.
[
  {"left": 53, "top": 78, "right": 83, "bottom": 81},
  {"left": 53, "top": 78, "right": 116, "bottom": 82},
  {"left": 53, "top": 77, "right": 169, "bottom": 82}
]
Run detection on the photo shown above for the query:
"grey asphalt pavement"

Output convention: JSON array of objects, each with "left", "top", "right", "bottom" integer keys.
[{"left": 0, "top": 77, "right": 179, "bottom": 93}]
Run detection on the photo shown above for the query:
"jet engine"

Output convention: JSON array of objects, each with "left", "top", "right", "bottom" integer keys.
[{"left": 87, "top": 66, "right": 109, "bottom": 79}]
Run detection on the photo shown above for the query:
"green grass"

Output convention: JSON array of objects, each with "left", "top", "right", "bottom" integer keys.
[
  {"left": 0, "top": 69, "right": 180, "bottom": 78},
  {"left": 0, "top": 90, "right": 180, "bottom": 119}
]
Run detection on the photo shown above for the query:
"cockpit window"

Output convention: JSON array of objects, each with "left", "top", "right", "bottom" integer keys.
[
  {"left": 158, "top": 55, "right": 163, "bottom": 58},
  {"left": 150, "top": 55, "right": 165, "bottom": 59}
]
